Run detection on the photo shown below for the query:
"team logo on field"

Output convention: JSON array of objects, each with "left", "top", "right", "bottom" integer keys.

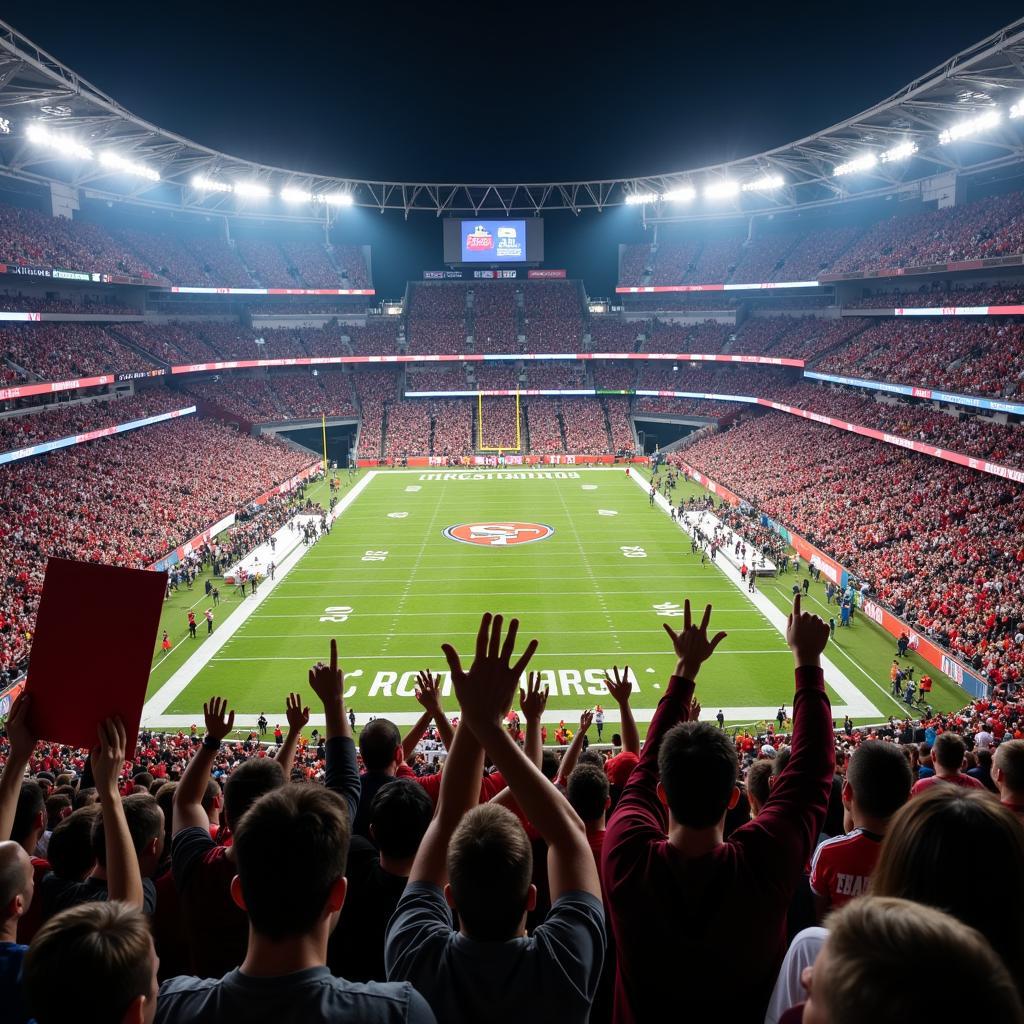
[{"left": 443, "top": 522, "right": 554, "bottom": 547}]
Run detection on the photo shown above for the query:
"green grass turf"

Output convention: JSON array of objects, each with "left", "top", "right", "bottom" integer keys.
[{"left": 142, "top": 466, "right": 969, "bottom": 737}]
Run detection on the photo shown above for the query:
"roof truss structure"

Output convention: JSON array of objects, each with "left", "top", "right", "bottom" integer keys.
[{"left": 0, "top": 17, "right": 1022, "bottom": 221}]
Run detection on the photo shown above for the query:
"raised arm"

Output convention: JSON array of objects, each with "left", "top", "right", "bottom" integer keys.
[
  {"left": 488, "top": 671, "right": 549, "bottom": 808},
  {"left": 414, "top": 670, "right": 454, "bottom": 751},
  {"left": 455, "top": 615, "right": 599, "bottom": 903},
  {"left": 401, "top": 709, "right": 434, "bottom": 763},
  {"left": 173, "top": 697, "right": 234, "bottom": 836},
  {"left": 604, "top": 666, "right": 640, "bottom": 756},
  {"left": 605, "top": 603, "right": 726, "bottom": 851},
  {"left": 407, "top": 619, "right": 509, "bottom": 888},
  {"left": 555, "top": 709, "right": 593, "bottom": 785},
  {"left": 308, "top": 639, "right": 360, "bottom": 824},
  {"left": 520, "top": 671, "right": 548, "bottom": 768},
  {"left": 92, "top": 717, "right": 143, "bottom": 908},
  {"left": 277, "top": 691, "right": 309, "bottom": 777},
  {"left": 0, "top": 694, "right": 35, "bottom": 841}
]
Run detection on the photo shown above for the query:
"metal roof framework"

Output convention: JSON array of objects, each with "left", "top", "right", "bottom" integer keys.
[{"left": 0, "top": 17, "right": 1022, "bottom": 221}]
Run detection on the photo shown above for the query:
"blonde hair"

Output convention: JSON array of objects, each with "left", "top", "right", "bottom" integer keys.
[{"left": 821, "top": 897, "right": 1023, "bottom": 1022}]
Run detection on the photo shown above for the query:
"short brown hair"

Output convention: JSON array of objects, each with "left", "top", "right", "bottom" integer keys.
[
  {"left": 24, "top": 901, "right": 153, "bottom": 1023},
  {"left": 567, "top": 765, "right": 609, "bottom": 823},
  {"left": 819, "top": 897, "right": 1022, "bottom": 1022},
  {"left": 234, "top": 784, "right": 350, "bottom": 941},
  {"left": 745, "top": 760, "right": 773, "bottom": 811},
  {"left": 447, "top": 804, "right": 532, "bottom": 940},
  {"left": 871, "top": 788, "right": 1024, "bottom": 984},
  {"left": 995, "top": 740, "right": 1024, "bottom": 793},
  {"left": 932, "top": 732, "right": 966, "bottom": 771}
]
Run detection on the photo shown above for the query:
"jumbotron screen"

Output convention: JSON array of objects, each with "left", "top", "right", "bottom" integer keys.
[{"left": 443, "top": 218, "right": 544, "bottom": 264}]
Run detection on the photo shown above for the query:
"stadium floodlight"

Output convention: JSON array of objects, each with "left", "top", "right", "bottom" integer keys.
[
  {"left": 281, "top": 186, "right": 313, "bottom": 203},
  {"left": 26, "top": 123, "right": 92, "bottom": 160},
  {"left": 833, "top": 153, "right": 878, "bottom": 177},
  {"left": 662, "top": 186, "right": 697, "bottom": 202},
  {"left": 98, "top": 150, "right": 160, "bottom": 182},
  {"left": 704, "top": 180, "right": 740, "bottom": 199},
  {"left": 191, "top": 174, "right": 232, "bottom": 193},
  {"left": 880, "top": 141, "right": 917, "bottom": 164},
  {"left": 234, "top": 181, "right": 271, "bottom": 199},
  {"left": 1010, "top": 99, "right": 1024, "bottom": 120},
  {"left": 320, "top": 192, "right": 355, "bottom": 207},
  {"left": 741, "top": 174, "right": 784, "bottom": 192},
  {"left": 624, "top": 191, "right": 659, "bottom": 205},
  {"left": 938, "top": 109, "right": 1001, "bottom": 145}
]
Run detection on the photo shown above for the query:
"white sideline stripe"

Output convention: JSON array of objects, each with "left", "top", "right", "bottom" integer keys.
[
  {"left": 241, "top": 609, "right": 775, "bottom": 618},
  {"left": 142, "top": 471, "right": 378, "bottom": 722},
  {"left": 628, "top": 470, "right": 879, "bottom": 718},
  {"left": 143, "top": 705, "right": 868, "bottom": 729}
]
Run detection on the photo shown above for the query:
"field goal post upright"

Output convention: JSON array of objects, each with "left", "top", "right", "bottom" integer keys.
[{"left": 477, "top": 390, "right": 522, "bottom": 452}]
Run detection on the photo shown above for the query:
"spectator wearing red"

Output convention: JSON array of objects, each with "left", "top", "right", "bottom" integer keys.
[
  {"left": 809, "top": 740, "right": 912, "bottom": 918},
  {"left": 993, "top": 740, "right": 1024, "bottom": 820},
  {"left": 910, "top": 732, "right": 984, "bottom": 795},
  {"left": 602, "top": 596, "right": 834, "bottom": 1022}
]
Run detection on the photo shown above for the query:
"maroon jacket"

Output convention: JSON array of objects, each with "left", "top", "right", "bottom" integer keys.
[{"left": 601, "top": 667, "right": 834, "bottom": 1023}]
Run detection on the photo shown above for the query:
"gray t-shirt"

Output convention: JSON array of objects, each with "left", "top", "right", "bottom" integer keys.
[
  {"left": 385, "top": 881, "right": 605, "bottom": 1024},
  {"left": 156, "top": 966, "right": 435, "bottom": 1024}
]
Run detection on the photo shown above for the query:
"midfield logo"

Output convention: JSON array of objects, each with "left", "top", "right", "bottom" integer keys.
[{"left": 443, "top": 522, "right": 554, "bottom": 547}]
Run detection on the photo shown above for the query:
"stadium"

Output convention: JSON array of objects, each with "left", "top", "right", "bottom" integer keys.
[{"left": 1, "top": 6, "right": 1024, "bottom": 1022}]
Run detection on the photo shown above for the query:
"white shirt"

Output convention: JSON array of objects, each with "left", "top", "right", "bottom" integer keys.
[{"left": 764, "top": 926, "right": 828, "bottom": 1024}]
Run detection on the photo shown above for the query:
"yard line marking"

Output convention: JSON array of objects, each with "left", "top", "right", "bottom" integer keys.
[
  {"left": 231, "top": 628, "right": 781, "bottom": 639},
  {"left": 142, "top": 471, "right": 377, "bottom": 722},
  {"left": 210, "top": 650, "right": 790, "bottom": 662},
  {"left": 628, "top": 469, "right": 879, "bottom": 718}
]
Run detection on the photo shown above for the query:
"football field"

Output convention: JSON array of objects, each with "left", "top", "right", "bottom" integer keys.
[{"left": 142, "top": 467, "right": 901, "bottom": 734}]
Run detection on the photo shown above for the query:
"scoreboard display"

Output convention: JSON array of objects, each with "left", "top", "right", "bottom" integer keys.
[{"left": 443, "top": 218, "right": 544, "bottom": 265}]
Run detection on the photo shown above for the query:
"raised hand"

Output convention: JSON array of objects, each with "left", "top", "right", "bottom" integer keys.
[
  {"left": 415, "top": 670, "right": 443, "bottom": 715},
  {"left": 5, "top": 692, "right": 36, "bottom": 764},
  {"left": 203, "top": 696, "right": 235, "bottom": 742},
  {"left": 786, "top": 593, "right": 830, "bottom": 667},
  {"left": 90, "top": 717, "right": 127, "bottom": 794},
  {"left": 688, "top": 698, "right": 702, "bottom": 723},
  {"left": 285, "top": 692, "right": 310, "bottom": 732},
  {"left": 443, "top": 612, "right": 538, "bottom": 729},
  {"left": 309, "top": 638, "right": 345, "bottom": 708},
  {"left": 663, "top": 600, "right": 727, "bottom": 680},
  {"left": 603, "top": 665, "right": 633, "bottom": 705},
  {"left": 579, "top": 708, "right": 594, "bottom": 733},
  {"left": 519, "top": 671, "right": 549, "bottom": 721}
]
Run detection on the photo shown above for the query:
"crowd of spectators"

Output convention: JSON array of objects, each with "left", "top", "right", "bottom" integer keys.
[
  {"left": 592, "top": 364, "right": 636, "bottom": 390},
  {"left": 0, "top": 415, "right": 310, "bottom": 672},
  {"left": 560, "top": 397, "right": 612, "bottom": 453},
  {"left": 346, "top": 321, "right": 400, "bottom": 356},
  {"left": 676, "top": 410, "right": 1024, "bottom": 687},
  {"left": 408, "top": 285, "right": 469, "bottom": 356},
  {"left": 0, "top": 204, "right": 151, "bottom": 278},
  {"left": 405, "top": 366, "right": 467, "bottom": 392},
  {"left": 604, "top": 398, "right": 636, "bottom": 452},
  {"left": 118, "top": 229, "right": 211, "bottom": 286},
  {"left": 0, "top": 323, "right": 158, "bottom": 382},
  {"left": 183, "top": 377, "right": 284, "bottom": 423},
  {"left": 522, "top": 282, "right": 583, "bottom": 353},
  {"left": 588, "top": 318, "right": 643, "bottom": 352},
  {"left": 644, "top": 319, "right": 729, "bottom": 354},
  {"left": 187, "top": 239, "right": 254, "bottom": 288},
  {"left": 279, "top": 242, "right": 345, "bottom": 289},
  {"left": 523, "top": 362, "right": 587, "bottom": 390},
  {"left": 430, "top": 400, "right": 472, "bottom": 457},
  {"left": 476, "top": 397, "right": 520, "bottom": 449},
  {"left": 333, "top": 245, "right": 372, "bottom": 289},
  {"left": 0, "top": 389, "right": 187, "bottom": 454},
  {"left": 114, "top": 323, "right": 220, "bottom": 365},
  {"left": 761, "top": 381, "right": 1024, "bottom": 469},
  {"left": 236, "top": 240, "right": 296, "bottom": 289},
  {"left": 471, "top": 284, "right": 519, "bottom": 354},
  {"left": 817, "top": 317, "right": 1024, "bottom": 399},
  {"left": 472, "top": 365, "right": 520, "bottom": 391},
  {"left": 5, "top": 595, "right": 1017, "bottom": 1024},
  {"left": 524, "top": 398, "right": 564, "bottom": 452},
  {"left": 383, "top": 400, "right": 433, "bottom": 459},
  {"left": 844, "top": 283, "right": 1024, "bottom": 309},
  {"left": 0, "top": 293, "right": 130, "bottom": 315}
]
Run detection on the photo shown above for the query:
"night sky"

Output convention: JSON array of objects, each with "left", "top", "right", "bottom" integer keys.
[{"left": 3, "top": 1, "right": 1022, "bottom": 293}]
